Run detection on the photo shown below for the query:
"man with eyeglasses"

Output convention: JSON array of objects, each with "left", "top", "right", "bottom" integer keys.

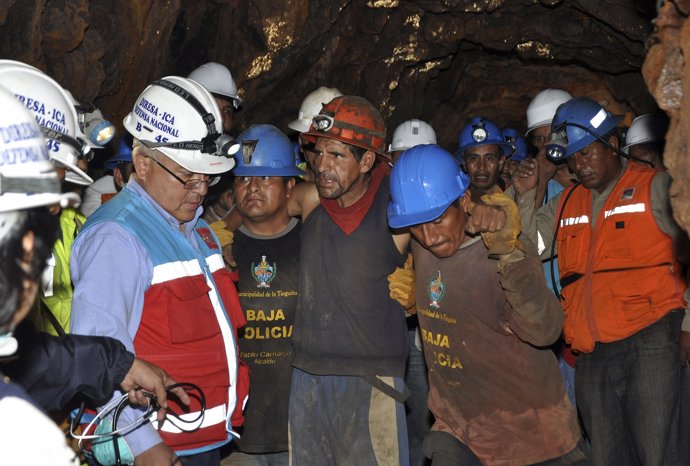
[{"left": 71, "top": 76, "right": 248, "bottom": 466}]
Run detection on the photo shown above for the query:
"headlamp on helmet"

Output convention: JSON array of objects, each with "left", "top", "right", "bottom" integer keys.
[
  {"left": 471, "top": 122, "right": 487, "bottom": 143},
  {"left": 312, "top": 115, "right": 335, "bottom": 133},
  {"left": 545, "top": 128, "right": 568, "bottom": 162},
  {"left": 241, "top": 140, "right": 259, "bottom": 166},
  {"left": 80, "top": 108, "right": 116, "bottom": 147}
]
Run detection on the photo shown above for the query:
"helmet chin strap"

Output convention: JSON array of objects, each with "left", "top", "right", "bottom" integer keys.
[
  {"left": 143, "top": 79, "right": 239, "bottom": 158},
  {"left": 547, "top": 121, "right": 654, "bottom": 168},
  {"left": 40, "top": 126, "right": 91, "bottom": 160}
]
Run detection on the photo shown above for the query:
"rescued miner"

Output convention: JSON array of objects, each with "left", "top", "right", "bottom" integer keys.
[{"left": 387, "top": 144, "right": 586, "bottom": 466}]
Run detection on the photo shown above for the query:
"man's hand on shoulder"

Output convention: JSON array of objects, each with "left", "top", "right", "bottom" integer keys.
[
  {"left": 388, "top": 253, "right": 416, "bottom": 313},
  {"left": 210, "top": 219, "right": 237, "bottom": 268}
]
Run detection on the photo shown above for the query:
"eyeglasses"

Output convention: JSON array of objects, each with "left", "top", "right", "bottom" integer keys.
[{"left": 146, "top": 156, "right": 209, "bottom": 190}]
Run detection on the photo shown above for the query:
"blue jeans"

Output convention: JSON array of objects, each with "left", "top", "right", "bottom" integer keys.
[
  {"left": 405, "top": 327, "right": 433, "bottom": 466},
  {"left": 575, "top": 310, "right": 682, "bottom": 466}
]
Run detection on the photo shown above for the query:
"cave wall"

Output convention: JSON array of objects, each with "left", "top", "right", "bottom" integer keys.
[
  {"left": 643, "top": 1, "right": 690, "bottom": 234},
  {"left": 0, "top": 0, "right": 658, "bottom": 145},
  {"left": 4, "top": 0, "right": 685, "bottom": 221}
]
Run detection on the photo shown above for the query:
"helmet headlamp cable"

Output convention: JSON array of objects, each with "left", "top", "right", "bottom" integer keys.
[
  {"left": 546, "top": 121, "right": 654, "bottom": 168},
  {"left": 40, "top": 126, "right": 92, "bottom": 161}
]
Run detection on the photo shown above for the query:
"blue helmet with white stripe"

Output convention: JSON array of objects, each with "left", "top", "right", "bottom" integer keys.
[{"left": 548, "top": 97, "right": 622, "bottom": 161}]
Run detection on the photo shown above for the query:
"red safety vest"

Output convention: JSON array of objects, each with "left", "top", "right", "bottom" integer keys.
[{"left": 134, "top": 254, "right": 248, "bottom": 452}]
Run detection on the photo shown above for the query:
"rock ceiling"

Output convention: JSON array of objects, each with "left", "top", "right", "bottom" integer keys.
[{"left": 3, "top": 0, "right": 690, "bottom": 231}]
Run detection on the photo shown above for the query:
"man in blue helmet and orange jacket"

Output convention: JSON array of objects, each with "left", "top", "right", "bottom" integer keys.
[
  {"left": 388, "top": 144, "right": 585, "bottom": 466},
  {"left": 518, "top": 96, "right": 689, "bottom": 465}
]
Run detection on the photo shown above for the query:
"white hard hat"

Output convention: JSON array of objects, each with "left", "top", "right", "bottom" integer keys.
[
  {"left": 0, "top": 85, "right": 80, "bottom": 213},
  {"left": 288, "top": 86, "right": 343, "bottom": 133},
  {"left": 623, "top": 113, "right": 668, "bottom": 150},
  {"left": 388, "top": 119, "right": 437, "bottom": 153},
  {"left": 188, "top": 62, "right": 243, "bottom": 109},
  {"left": 123, "top": 76, "right": 236, "bottom": 175},
  {"left": 525, "top": 88, "right": 573, "bottom": 135},
  {"left": 0, "top": 60, "right": 93, "bottom": 185}
]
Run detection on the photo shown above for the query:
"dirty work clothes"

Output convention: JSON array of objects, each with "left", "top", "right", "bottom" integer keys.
[
  {"left": 231, "top": 219, "right": 300, "bottom": 454},
  {"left": 292, "top": 177, "right": 407, "bottom": 378},
  {"left": 412, "top": 236, "right": 581, "bottom": 465},
  {"left": 288, "top": 368, "right": 409, "bottom": 466}
]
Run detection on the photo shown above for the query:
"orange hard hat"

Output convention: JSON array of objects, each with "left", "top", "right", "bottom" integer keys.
[{"left": 304, "top": 95, "right": 387, "bottom": 157}]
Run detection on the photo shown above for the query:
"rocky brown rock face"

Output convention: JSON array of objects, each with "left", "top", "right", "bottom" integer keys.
[
  {"left": 4, "top": 0, "right": 687, "bottom": 232},
  {"left": 643, "top": 1, "right": 690, "bottom": 233}
]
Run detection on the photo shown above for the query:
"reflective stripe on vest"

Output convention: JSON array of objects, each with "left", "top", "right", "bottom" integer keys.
[
  {"left": 559, "top": 215, "right": 589, "bottom": 227},
  {"left": 603, "top": 202, "right": 645, "bottom": 218}
]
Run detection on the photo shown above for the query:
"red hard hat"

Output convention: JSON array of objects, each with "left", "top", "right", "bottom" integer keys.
[{"left": 304, "top": 95, "right": 387, "bottom": 157}]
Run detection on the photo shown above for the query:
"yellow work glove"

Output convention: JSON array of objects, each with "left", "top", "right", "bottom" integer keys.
[
  {"left": 478, "top": 192, "right": 523, "bottom": 257},
  {"left": 388, "top": 253, "right": 416, "bottom": 313},
  {"left": 209, "top": 220, "right": 234, "bottom": 248}
]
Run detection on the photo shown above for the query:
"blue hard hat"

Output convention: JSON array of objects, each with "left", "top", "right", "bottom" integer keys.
[
  {"left": 388, "top": 144, "right": 470, "bottom": 229},
  {"left": 104, "top": 138, "right": 133, "bottom": 169},
  {"left": 233, "top": 124, "right": 306, "bottom": 177},
  {"left": 503, "top": 128, "right": 528, "bottom": 161},
  {"left": 457, "top": 117, "right": 513, "bottom": 157},
  {"left": 548, "top": 96, "right": 622, "bottom": 160}
]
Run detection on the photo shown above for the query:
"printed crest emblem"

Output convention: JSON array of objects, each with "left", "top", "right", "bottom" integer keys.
[
  {"left": 621, "top": 187, "right": 635, "bottom": 200},
  {"left": 428, "top": 270, "right": 446, "bottom": 309},
  {"left": 251, "top": 255, "right": 277, "bottom": 288}
]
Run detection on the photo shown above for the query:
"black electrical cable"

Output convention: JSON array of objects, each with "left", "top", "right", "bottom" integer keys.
[
  {"left": 549, "top": 183, "right": 582, "bottom": 300},
  {"left": 71, "top": 382, "right": 206, "bottom": 466}
]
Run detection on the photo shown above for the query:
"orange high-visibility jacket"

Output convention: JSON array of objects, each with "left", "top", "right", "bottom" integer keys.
[{"left": 556, "top": 163, "right": 686, "bottom": 353}]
